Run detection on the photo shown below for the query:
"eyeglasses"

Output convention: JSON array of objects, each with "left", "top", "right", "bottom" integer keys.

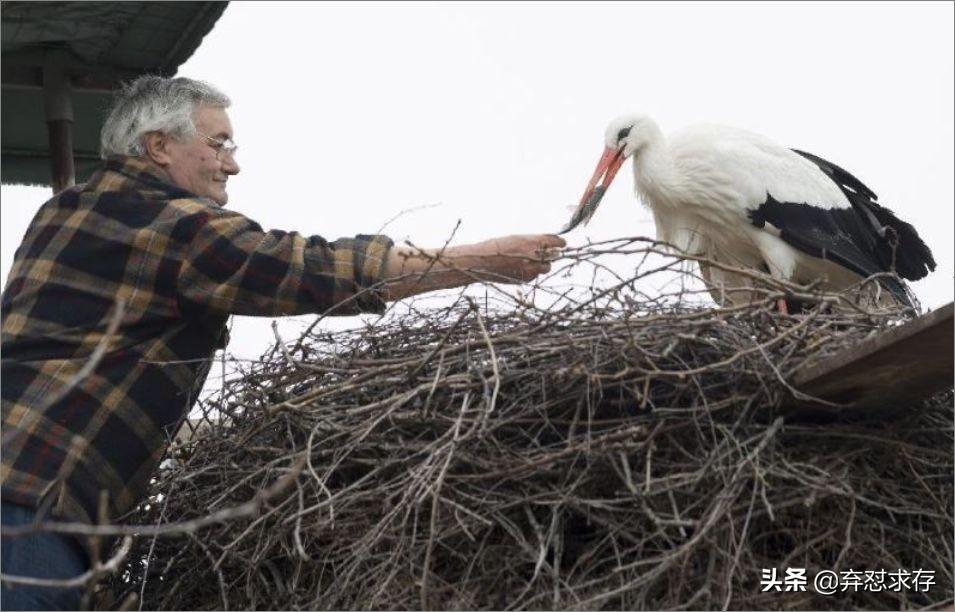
[{"left": 198, "top": 132, "right": 238, "bottom": 160}]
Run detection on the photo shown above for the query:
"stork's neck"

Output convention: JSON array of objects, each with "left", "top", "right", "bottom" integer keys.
[{"left": 632, "top": 130, "right": 681, "bottom": 207}]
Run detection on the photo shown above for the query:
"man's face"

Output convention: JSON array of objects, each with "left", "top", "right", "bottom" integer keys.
[{"left": 163, "top": 106, "right": 240, "bottom": 206}]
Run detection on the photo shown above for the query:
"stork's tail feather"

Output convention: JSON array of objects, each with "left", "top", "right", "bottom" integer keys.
[
  {"left": 873, "top": 270, "right": 914, "bottom": 309},
  {"left": 860, "top": 200, "right": 936, "bottom": 281}
]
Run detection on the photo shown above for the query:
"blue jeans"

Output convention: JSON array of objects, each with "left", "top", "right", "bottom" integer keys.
[{"left": 1, "top": 501, "right": 89, "bottom": 611}]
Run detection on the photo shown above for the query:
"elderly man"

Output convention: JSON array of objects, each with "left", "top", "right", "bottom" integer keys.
[{"left": 0, "top": 76, "right": 564, "bottom": 609}]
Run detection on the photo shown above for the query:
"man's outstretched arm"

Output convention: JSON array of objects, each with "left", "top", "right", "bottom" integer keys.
[{"left": 382, "top": 234, "right": 565, "bottom": 301}]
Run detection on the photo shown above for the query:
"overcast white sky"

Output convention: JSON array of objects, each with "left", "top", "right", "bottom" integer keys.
[{"left": 2, "top": 1, "right": 953, "bottom": 367}]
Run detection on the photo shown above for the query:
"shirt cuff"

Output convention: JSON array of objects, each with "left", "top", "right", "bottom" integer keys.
[{"left": 327, "top": 233, "right": 394, "bottom": 315}]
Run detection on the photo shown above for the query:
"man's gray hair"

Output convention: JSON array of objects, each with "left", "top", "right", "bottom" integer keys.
[{"left": 100, "top": 76, "right": 230, "bottom": 158}]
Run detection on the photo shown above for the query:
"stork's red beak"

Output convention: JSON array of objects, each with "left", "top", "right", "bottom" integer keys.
[
  {"left": 582, "top": 145, "right": 627, "bottom": 207},
  {"left": 559, "top": 145, "right": 627, "bottom": 234}
]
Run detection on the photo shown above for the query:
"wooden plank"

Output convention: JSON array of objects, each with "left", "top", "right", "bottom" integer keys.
[
  {"left": 46, "top": 119, "right": 75, "bottom": 193},
  {"left": 43, "top": 53, "right": 75, "bottom": 193},
  {"left": 789, "top": 302, "right": 953, "bottom": 414}
]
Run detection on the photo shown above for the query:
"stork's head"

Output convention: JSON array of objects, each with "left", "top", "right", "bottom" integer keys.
[
  {"left": 604, "top": 114, "right": 660, "bottom": 158},
  {"left": 559, "top": 114, "right": 661, "bottom": 234}
]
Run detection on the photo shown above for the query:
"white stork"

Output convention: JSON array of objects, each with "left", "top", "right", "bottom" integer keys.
[{"left": 561, "top": 114, "right": 936, "bottom": 312}]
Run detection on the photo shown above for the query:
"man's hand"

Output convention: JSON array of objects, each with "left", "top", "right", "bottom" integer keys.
[
  {"left": 382, "top": 234, "right": 566, "bottom": 301},
  {"left": 455, "top": 234, "right": 566, "bottom": 283}
]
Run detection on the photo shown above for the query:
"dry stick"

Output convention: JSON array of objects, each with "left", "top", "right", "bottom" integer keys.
[
  {"left": 420, "top": 391, "right": 470, "bottom": 610},
  {"left": 272, "top": 320, "right": 299, "bottom": 370},
  {"left": 1, "top": 454, "right": 307, "bottom": 538},
  {"left": 137, "top": 488, "right": 174, "bottom": 611},
  {"left": 304, "top": 423, "right": 337, "bottom": 525},
  {"left": 471, "top": 299, "right": 501, "bottom": 417},
  {"left": 374, "top": 202, "right": 444, "bottom": 235},
  {"left": 406, "top": 306, "right": 471, "bottom": 382},
  {"left": 721, "top": 472, "right": 760, "bottom": 610}
]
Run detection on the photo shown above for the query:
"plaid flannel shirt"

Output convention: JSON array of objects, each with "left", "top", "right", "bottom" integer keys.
[{"left": 1, "top": 156, "right": 392, "bottom": 530}]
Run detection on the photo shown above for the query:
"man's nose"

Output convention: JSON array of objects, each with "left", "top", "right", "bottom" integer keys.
[{"left": 222, "top": 155, "right": 240, "bottom": 175}]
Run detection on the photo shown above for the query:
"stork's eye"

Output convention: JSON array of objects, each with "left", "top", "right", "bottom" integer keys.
[{"left": 616, "top": 126, "right": 632, "bottom": 144}]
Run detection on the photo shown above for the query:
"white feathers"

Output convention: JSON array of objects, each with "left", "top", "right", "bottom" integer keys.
[{"left": 666, "top": 124, "right": 850, "bottom": 211}]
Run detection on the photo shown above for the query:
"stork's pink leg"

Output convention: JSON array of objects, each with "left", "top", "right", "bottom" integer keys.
[{"left": 776, "top": 298, "right": 789, "bottom": 315}]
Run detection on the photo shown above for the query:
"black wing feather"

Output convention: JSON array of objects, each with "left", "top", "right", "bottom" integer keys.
[
  {"left": 746, "top": 150, "right": 935, "bottom": 307},
  {"left": 792, "top": 149, "right": 936, "bottom": 281},
  {"left": 748, "top": 195, "right": 910, "bottom": 305}
]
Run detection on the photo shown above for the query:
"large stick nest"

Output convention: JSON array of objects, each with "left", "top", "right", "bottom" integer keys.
[{"left": 107, "top": 240, "right": 953, "bottom": 610}]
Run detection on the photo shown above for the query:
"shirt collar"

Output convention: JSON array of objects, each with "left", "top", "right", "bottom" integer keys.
[{"left": 86, "top": 156, "right": 198, "bottom": 199}]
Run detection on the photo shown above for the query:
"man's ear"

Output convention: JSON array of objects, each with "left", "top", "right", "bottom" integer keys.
[{"left": 143, "top": 131, "right": 173, "bottom": 166}]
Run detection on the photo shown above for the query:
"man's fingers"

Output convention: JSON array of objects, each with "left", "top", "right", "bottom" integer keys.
[
  {"left": 540, "top": 234, "right": 567, "bottom": 249},
  {"left": 539, "top": 247, "right": 563, "bottom": 262},
  {"left": 538, "top": 235, "right": 565, "bottom": 262},
  {"left": 529, "top": 235, "right": 566, "bottom": 262},
  {"left": 523, "top": 261, "right": 551, "bottom": 280}
]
